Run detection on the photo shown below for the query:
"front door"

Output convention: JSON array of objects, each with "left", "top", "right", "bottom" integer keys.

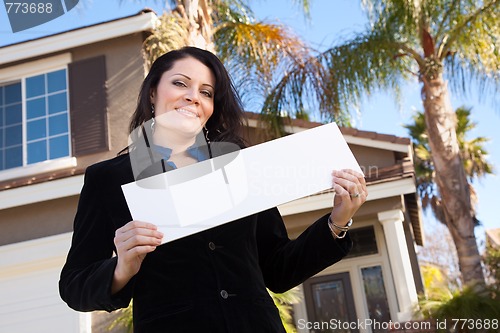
[{"left": 303, "top": 272, "right": 359, "bottom": 333}]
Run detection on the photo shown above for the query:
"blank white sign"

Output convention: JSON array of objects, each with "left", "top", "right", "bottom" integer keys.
[{"left": 122, "top": 122, "right": 362, "bottom": 243}]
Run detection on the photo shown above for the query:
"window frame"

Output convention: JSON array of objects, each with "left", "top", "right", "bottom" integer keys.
[{"left": 0, "top": 53, "right": 75, "bottom": 181}]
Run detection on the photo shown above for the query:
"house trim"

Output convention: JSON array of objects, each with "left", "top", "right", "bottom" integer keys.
[
  {"left": 278, "top": 178, "right": 415, "bottom": 216},
  {"left": 0, "top": 53, "right": 72, "bottom": 82},
  {"left": 245, "top": 117, "right": 411, "bottom": 153},
  {"left": 1, "top": 175, "right": 414, "bottom": 212},
  {"left": 343, "top": 135, "right": 410, "bottom": 153},
  {"left": 0, "top": 232, "right": 71, "bottom": 279},
  {"left": 0, "top": 174, "right": 83, "bottom": 210},
  {"left": 0, "top": 157, "right": 77, "bottom": 183},
  {"left": 0, "top": 11, "right": 156, "bottom": 66}
]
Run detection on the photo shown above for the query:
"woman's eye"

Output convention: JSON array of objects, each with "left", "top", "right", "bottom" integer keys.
[
  {"left": 201, "top": 90, "right": 213, "bottom": 98},
  {"left": 173, "top": 81, "right": 187, "bottom": 87}
]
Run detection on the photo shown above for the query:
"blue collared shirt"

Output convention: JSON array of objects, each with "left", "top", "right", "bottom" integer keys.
[{"left": 152, "top": 143, "right": 210, "bottom": 169}]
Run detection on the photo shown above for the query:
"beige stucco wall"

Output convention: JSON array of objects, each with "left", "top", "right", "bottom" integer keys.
[
  {"left": 350, "top": 145, "right": 399, "bottom": 181},
  {"left": 73, "top": 33, "right": 147, "bottom": 167},
  {"left": 282, "top": 196, "right": 403, "bottom": 239},
  {"left": 0, "top": 196, "right": 78, "bottom": 246}
]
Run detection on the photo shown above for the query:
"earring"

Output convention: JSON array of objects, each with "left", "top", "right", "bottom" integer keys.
[
  {"left": 204, "top": 126, "right": 210, "bottom": 144},
  {"left": 150, "top": 104, "right": 155, "bottom": 131},
  {"left": 204, "top": 126, "right": 213, "bottom": 158}
]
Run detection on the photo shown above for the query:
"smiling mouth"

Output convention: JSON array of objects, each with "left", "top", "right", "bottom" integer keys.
[{"left": 176, "top": 108, "right": 199, "bottom": 118}]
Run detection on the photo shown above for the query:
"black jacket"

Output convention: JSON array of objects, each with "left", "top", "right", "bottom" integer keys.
[{"left": 59, "top": 153, "right": 352, "bottom": 332}]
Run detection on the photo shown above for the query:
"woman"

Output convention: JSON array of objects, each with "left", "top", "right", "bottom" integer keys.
[{"left": 59, "top": 47, "right": 367, "bottom": 332}]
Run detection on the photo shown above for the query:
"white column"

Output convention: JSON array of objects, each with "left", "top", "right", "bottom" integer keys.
[
  {"left": 293, "top": 285, "right": 310, "bottom": 333},
  {"left": 378, "top": 209, "right": 418, "bottom": 322},
  {"left": 80, "top": 312, "right": 92, "bottom": 333}
]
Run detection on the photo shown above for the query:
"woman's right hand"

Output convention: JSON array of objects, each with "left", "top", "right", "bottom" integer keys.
[{"left": 111, "top": 220, "right": 163, "bottom": 294}]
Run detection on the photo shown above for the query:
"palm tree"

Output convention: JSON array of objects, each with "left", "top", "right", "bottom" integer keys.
[
  {"left": 404, "top": 106, "right": 494, "bottom": 231},
  {"left": 406, "top": 110, "right": 497, "bottom": 326},
  {"left": 286, "top": 0, "right": 499, "bottom": 287}
]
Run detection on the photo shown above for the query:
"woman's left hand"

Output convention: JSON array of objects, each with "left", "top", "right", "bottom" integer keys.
[{"left": 330, "top": 169, "right": 368, "bottom": 228}]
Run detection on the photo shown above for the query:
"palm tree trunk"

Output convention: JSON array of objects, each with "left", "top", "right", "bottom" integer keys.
[
  {"left": 421, "top": 74, "right": 485, "bottom": 287},
  {"left": 179, "top": 0, "right": 214, "bottom": 51}
]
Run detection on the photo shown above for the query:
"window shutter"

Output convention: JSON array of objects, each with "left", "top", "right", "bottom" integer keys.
[{"left": 69, "top": 55, "right": 109, "bottom": 156}]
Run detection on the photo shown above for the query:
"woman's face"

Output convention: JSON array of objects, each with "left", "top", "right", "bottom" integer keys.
[{"left": 150, "top": 56, "right": 215, "bottom": 138}]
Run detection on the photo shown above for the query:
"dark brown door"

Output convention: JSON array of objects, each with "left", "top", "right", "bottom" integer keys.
[{"left": 303, "top": 272, "right": 359, "bottom": 333}]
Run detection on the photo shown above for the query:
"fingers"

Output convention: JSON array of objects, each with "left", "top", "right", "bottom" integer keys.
[
  {"left": 117, "top": 220, "right": 159, "bottom": 235},
  {"left": 330, "top": 169, "right": 368, "bottom": 225},
  {"left": 332, "top": 169, "right": 366, "bottom": 187},
  {"left": 113, "top": 220, "right": 164, "bottom": 280},
  {"left": 114, "top": 220, "right": 163, "bottom": 254},
  {"left": 331, "top": 169, "right": 367, "bottom": 200},
  {"left": 116, "top": 220, "right": 163, "bottom": 241}
]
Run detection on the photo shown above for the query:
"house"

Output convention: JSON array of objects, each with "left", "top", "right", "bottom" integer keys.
[
  {"left": 245, "top": 115, "right": 425, "bottom": 332},
  {"left": 0, "top": 10, "right": 423, "bottom": 333}
]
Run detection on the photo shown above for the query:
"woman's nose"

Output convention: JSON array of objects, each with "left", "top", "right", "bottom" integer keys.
[{"left": 184, "top": 90, "right": 199, "bottom": 104}]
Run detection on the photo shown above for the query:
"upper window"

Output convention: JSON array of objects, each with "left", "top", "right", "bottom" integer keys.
[
  {"left": 0, "top": 68, "right": 70, "bottom": 171},
  {"left": 345, "top": 226, "right": 378, "bottom": 258}
]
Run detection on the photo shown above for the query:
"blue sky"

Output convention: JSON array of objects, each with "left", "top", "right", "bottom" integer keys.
[{"left": 0, "top": 0, "right": 498, "bottom": 238}]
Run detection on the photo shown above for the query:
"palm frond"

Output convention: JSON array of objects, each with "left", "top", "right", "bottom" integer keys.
[
  {"left": 143, "top": 10, "right": 191, "bottom": 67},
  {"left": 318, "top": 30, "right": 415, "bottom": 117},
  {"left": 215, "top": 20, "right": 305, "bottom": 87},
  {"left": 211, "top": 1, "right": 319, "bottom": 134},
  {"left": 289, "top": 0, "right": 311, "bottom": 19},
  {"left": 418, "top": 284, "right": 500, "bottom": 324},
  {"left": 418, "top": 260, "right": 499, "bottom": 320},
  {"left": 261, "top": 51, "right": 339, "bottom": 136},
  {"left": 269, "top": 288, "right": 301, "bottom": 333},
  {"left": 440, "top": 0, "right": 500, "bottom": 96},
  {"left": 361, "top": 0, "right": 420, "bottom": 36},
  {"left": 108, "top": 301, "right": 133, "bottom": 333}
]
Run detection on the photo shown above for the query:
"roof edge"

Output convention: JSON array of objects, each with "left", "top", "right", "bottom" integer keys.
[
  {"left": 0, "top": 9, "right": 157, "bottom": 66},
  {"left": 244, "top": 111, "right": 411, "bottom": 150}
]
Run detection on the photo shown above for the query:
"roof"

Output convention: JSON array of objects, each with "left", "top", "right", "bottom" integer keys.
[
  {"left": 244, "top": 112, "right": 411, "bottom": 146},
  {"left": 0, "top": 9, "right": 156, "bottom": 66},
  {"left": 244, "top": 112, "right": 411, "bottom": 154},
  {"left": 1, "top": 9, "right": 155, "bottom": 49}
]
